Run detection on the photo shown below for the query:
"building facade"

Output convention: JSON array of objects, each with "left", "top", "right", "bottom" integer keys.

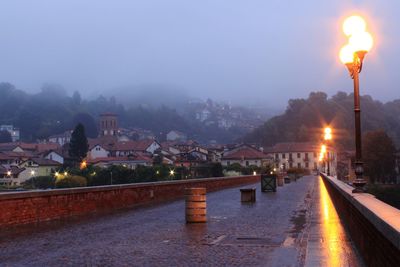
[{"left": 264, "top": 142, "right": 337, "bottom": 175}]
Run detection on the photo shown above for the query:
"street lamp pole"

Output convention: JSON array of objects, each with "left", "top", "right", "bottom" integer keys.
[
  {"left": 340, "top": 15, "right": 373, "bottom": 192},
  {"left": 352, "top": 59, "right": 365, "bottom": 192}
]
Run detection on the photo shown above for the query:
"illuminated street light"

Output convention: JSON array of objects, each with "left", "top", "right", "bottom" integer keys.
[
  {"left": 343, "top": 15, "right": 366, "bottom": 36},
  {"left": 339, "top": 15, "right": 373, "bottom": 192},
  {"left": 64, "top": 171, "right": 68, "bottom": 176},
  {"left": 6, "top": 170, "right": 11, "bottom": 177},
  {"left": 169, "top": 170, "right": 175, "bottom": 176},
  {"left": 30, "top": 170, "right": 36, "bottom": 176},
  {"left": 80, "top": 160, "right": 87, "bottom": 169},
  {"left": 323, "top": 127, "right": 333, "bottom": 175},
  {"left": 55, "top": 171, "right": 59, "bottom": 177},
  {"left": 324, "top": 127, "right": 332, "bottom": 141}
]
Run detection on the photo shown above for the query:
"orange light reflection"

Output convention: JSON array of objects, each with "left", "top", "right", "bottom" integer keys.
[{"left": 319, "top": 177, "right": 340, "bottom": 266}]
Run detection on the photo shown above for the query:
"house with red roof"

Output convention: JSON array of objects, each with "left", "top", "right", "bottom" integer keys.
[
  {"left": 221, "top": 144, "right": 270, "bottom": 167},
  {"left": 88, "top": 154, "right": 152, "bottom": 169}
]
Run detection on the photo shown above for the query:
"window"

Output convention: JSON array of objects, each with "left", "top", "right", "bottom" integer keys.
[
  {"left": 275, "top": 154, "right": 279, "bottom": 160},
  {"left": 227, "top": 161, "right": 230, "bottom": 166},
  {"left": 305, "top": 162, "right": 309, "bottom": 168},
  {"left": 282, "top": 163, "right": 286, "bottom": 170},
  {"left": 297, "top": 163, "right": 301, "bottom": 168},
  {"left": 289, "top": 162, "right": 293, "bottom": 168},
  {"left": 246, "top": 161, "right": 249, "bottom": 166},
  {"left": 313, "top": 152, "right": 317, "bottom": 157},
  {"left": 305, "top": 153, "right": 309, "bottom": 160},
  {"left": 297, "top": 153, "right": 300, "bottom": 158},
  {"left": 282, "top": 153, "right": 286, "bottom": 159},
  {"left": 289, "top": 153, "right": 293, "bottom": 160}
]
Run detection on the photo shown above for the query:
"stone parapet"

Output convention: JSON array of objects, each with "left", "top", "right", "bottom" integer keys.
[
  {"left": 0, "top": 175, "right": 259, "bottom": 228},
  {"left": 320, "top": 173, "right": 400, "bottom": 266}
]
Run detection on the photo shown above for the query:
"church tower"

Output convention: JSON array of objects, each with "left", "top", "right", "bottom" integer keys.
[{"left": 99, "top": 113, "right": 118, "bottom": 137}]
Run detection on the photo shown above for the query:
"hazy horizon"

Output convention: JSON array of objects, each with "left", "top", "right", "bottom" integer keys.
[{"left": 1, "top": 1, "right": 400, "bottom": 108}]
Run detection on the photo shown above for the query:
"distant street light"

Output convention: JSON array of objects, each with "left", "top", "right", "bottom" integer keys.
[
  {"left": 80, "top": 160, "right": 87, "bottom": 169},
  {"left": 324, "top": 127, "right": 333, "bottom": 176},
  {"left": 31, "top": 170, "right": 36, "bottom": 188},
  {"left": 339, "top": 15, "right": 374, "bottom": 193}
]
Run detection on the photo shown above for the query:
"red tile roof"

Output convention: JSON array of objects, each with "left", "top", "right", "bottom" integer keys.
[
  {"left": 222, "top": 147, "right": 268, "bottom": 160},
  {"left": 88, "top": 155, "right": 152, "bottom": 164},
  {"left": 263, "top": 142, "right": 321, "bottom": 153}
]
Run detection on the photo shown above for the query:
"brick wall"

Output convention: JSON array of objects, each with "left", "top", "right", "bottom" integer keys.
[
  {"left": 321, "top": 174, "right": 400, "bottom": 266},
  {"left": 0, "top": 175, "right": 259, "bottom": 228}
]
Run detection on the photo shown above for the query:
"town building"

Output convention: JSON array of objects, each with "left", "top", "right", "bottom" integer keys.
[
  {"left": 48, "top": 131, "right": 72, "bottom": 146},
  {"left": 221, "top": 144, "right": 270, "bottom": 167},
  {"left": 0, "top": 125, "right": 20, "bottom": 142},
  {"left": 264, "top": 142, "right": 337, "bottom": 174},
  {"left": 166, "top": 130, "right": 187, "bottom": 142},
  {"left": 99, "top": 113, "right": 118, "bottom": 137}
]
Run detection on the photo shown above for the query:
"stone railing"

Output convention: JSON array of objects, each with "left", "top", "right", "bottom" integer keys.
[
  {"left": 320, "top": 173, "right": 400, "bottom": 266},
  {"left": 0, "top": 175, "right": 259, "bottom": 228}
]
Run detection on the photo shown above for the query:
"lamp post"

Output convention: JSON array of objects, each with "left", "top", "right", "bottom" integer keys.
[
  {"left": 324, "top": 127, "right": 332, "bottom": 176},
  {"left": 339, "top": 15, "right": 374, "bottom": 193}
]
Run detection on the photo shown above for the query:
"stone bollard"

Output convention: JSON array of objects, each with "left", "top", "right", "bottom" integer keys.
[
  {"left": 185, "top": 188, "right": 207, "bottom": 223},
  {"left": 277, "top": 175, "right": 284, "bottom": 186},
  {"left": 240, "top": 188, "right": 256, "bottom": 202}
]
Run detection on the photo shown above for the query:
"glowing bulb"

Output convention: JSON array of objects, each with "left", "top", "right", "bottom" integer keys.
[
  {"left": 321, "top": 145, "right": 327, "bottom": 154},
  {"left": 31, "top": 170, "right": 35, "bottom": 176},
  {"left": 349, "top": 31, "right": 373, "bottom": 52},
  {"left": 339, "top": 44, "right": 355, "bottom": 64},
  {"left": 169, "top": 170, "right": 175, "bottom": 176},
  {"left": 343, "top": 15, "right": 366, "bottom": 36},
  {"left": 324, "top": 127, "right": 331, "bottom": 134},
  {"left": 324, "top": 127, "right": 332, "bottom": 140}
]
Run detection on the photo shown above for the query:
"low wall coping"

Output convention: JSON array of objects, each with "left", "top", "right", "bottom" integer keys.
[
  {"left": 0, "top": 175, "right": 257, "bottom": 201},
  {"left": 322, "top": 174, "right": 400, "bottom": 250}
]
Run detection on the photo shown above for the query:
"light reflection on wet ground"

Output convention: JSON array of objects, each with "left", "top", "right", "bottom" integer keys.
[{"left": 304, "top": 176, "right": 364, "bottom": 267}]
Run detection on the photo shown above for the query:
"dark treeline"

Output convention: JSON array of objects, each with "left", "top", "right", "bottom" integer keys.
[
  {"left": 0, "top": 83, "right": 246, "bottom": 143},
  {"left": 244, "top": 91, "right": 400, "bottom": 149}
]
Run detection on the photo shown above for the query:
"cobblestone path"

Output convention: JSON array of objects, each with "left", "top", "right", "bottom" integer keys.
[{"left": 0, "top": 176, "right": 363, "bottom": 266}]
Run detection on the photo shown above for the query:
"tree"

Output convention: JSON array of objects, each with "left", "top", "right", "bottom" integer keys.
[
  {"left": 69, "top": 123, "right": 89, "bottom": 164},
  {"left": 0, "top": 130, "right": 12, "bottom": 143},
  {"left": 363, "top": 130, "right": 396, "bottom": 183}
]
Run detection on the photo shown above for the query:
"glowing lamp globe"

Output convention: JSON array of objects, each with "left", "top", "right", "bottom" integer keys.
[
  {"left": 339, "top": 44, "right": 355, "bottom": 64},
  {"left": 343, "top": 16, "right": 366, "bottom": 36},
  {"left": 349, "top": 31, "right": 373, "bottom": 53}
]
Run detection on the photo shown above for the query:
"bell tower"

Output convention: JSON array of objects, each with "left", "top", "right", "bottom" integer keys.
[{"left": 99, "top": 113, "right": 118, "bottom": 137}]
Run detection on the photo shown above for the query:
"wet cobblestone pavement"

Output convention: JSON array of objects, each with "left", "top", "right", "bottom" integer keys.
[{"left": 0, "top": 176, "right": 363, "bottom": 266}]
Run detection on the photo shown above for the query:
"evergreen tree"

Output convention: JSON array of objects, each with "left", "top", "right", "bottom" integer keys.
[{"left": 69, "top": 123, "right": 89, "bottom": 163}]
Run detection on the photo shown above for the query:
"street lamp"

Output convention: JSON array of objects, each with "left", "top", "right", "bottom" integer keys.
[
  {"left": 320, "top": 145, "right": 327, "bottom": 173},
  {"left": 324, "top": 127, "right": 333, "bottom": 176},
  {"left": 339, "top": 15, "right": 374, "bottom": 193}
]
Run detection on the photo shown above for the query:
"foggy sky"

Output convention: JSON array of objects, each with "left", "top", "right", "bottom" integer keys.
[{"left": 0, "top": 0, "right": 399, "bottom": 108}]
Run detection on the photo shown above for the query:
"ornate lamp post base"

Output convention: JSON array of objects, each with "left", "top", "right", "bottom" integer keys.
[
  {"left": 352, "top": 179, "right": 366, "bottom": 193},
  {"left": 352, "top": 161, "right": 366, "bottom": 193}
]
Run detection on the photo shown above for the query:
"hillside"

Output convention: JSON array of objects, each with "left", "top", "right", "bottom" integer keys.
[
  {"left": 244, "top": 91, "right": 400, "bottom": 149},
  {"left": 0, "top": 83, "right": 268, "bottom": 143}
]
